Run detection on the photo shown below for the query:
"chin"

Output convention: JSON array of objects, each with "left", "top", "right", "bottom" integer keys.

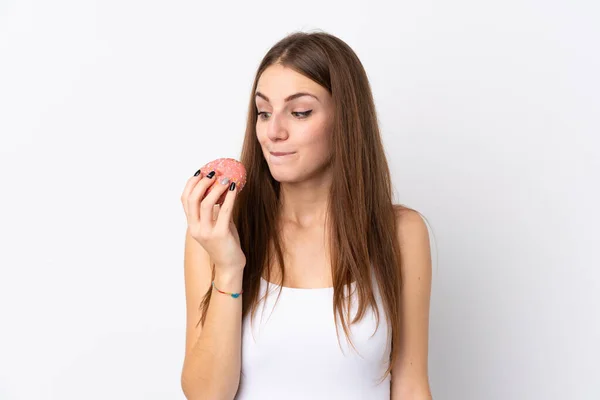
[{"left": 267, "top": 169, "right": 298, "bottom": 184}]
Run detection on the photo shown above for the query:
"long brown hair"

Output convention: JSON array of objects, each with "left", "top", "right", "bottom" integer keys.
[{"left": 199, "top": 31, "right": 415, "bottom": 382}]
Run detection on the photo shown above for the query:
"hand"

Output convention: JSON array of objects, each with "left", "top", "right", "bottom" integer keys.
[{"left": 181, "top": 170, "right": 246, "bottom": 271}]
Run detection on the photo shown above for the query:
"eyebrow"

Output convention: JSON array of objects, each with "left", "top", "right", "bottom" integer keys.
[{"left": 255, "top": 91, "right": 320, "bottom": 103}]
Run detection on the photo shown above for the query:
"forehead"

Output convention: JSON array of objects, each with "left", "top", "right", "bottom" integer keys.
[{"left": 256, "top": 64, "right": 326, "bottom": 100}]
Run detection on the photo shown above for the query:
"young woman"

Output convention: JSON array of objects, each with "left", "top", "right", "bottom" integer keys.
[{"left": 180, "top": 31, "right": 433, "bottom": 399}]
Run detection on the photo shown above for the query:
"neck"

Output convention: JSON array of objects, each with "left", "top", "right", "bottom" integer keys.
[{"left": 277, "top": 169, "right": 332, "bottom": 229}]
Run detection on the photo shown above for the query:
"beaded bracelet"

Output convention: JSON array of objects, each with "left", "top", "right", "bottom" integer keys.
[{"left": 212, "top": 281, "right": 243, "bottom": 298}]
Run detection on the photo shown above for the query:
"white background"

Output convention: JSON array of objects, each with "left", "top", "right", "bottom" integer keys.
[{"left": 1, "top": 1, "right": 598, "bottom": 399}]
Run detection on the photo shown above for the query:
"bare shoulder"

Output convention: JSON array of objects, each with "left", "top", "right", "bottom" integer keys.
[
  {"left": 391, "top": 204, "right": 432, "bottom": 279},
  {"left": 392, "top": 205, "right": 430, "bottom": 246}
]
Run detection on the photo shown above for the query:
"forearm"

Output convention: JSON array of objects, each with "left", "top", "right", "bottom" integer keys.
[
  {"left": 391, "top": 374, "right": 432, "bottom": 400},
  {"left": 181, "top": 268, "right": 244, "bottom": 400},
  {"left": 391, "top": 384, "right": 432, "bottom": 400}
]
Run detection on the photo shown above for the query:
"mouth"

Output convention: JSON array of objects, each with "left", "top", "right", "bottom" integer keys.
[{"left": 269, "top": 151, "right": 296, "bottom": 164}]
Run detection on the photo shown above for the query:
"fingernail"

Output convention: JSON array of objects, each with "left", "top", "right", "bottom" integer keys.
[
  {"left": 229, "top": 182, "right": 236, "bottom": 191},
  {"left": 193, "top": 169, "right": 201, "bottom": 177},
  {"left": 206, "top": 170, "right": 215, "bottom": 179},
  {"left": 220, "top": 177, "right": 230, "bottom": 185}
]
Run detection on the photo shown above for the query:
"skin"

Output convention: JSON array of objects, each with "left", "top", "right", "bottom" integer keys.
[
  {"left": 254, "top": 64, "right": 433, "bottom": 398},
  {"left": 255, "top": 63, "right": 335, "bottom": 288}
]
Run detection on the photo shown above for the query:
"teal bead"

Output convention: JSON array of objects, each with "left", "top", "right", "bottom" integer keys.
[{"left": 231, "top": 293, "right": 240, "bottom": 298}]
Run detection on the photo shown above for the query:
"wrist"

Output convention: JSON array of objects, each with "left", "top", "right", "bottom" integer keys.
[{"left": 213, "top": 267, "right": 244, "bottom": 292}]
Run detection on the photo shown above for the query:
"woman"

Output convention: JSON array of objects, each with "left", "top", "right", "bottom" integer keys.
[{"left": 180, "top": 31, "right": 433, "bottom": 399}]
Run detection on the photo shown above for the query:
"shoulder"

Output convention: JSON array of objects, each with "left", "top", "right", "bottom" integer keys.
[
  {"left": 392, "top": 205, "right": 430, "bottom": 246},
  {"left": 391, "top": 204, "right": 432, "bottom": 279}
]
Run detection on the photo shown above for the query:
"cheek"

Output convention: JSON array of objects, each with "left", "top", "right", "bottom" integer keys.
[
  {"left": 301, "top": 122, "right": 331, "bottom": 152},
  {"left": 255, "top": 126, "right": 267, "bottom": 147}
]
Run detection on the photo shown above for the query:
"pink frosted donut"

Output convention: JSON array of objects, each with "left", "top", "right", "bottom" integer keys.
[{"left": 199, "top": 158, "right": 247, "bottom": 205}]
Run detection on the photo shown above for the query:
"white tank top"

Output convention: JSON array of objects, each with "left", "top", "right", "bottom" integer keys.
[{"left": 235, "top": 273, "right": 392, "bottom": 399}]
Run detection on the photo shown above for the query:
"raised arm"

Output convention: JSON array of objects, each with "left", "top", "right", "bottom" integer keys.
[{"left": 180, "top": 170, "right": 246, "bottom": 399}]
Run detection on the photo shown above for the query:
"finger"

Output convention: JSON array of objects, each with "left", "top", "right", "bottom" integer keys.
[
  {"left": 181, "top": 170, "right": 204, "bottom": 214},
  {"left": 214, "top": 181, "right": 238, "bottom": 232},
  {"left": 187, "top": 171, "right": 217, "bottom": 224},
  {"left": 199, "top": 175, "right": 231, "bottom": 230},
  {"left": 212, "top": 204, "right": 220, "bottom": 221}
]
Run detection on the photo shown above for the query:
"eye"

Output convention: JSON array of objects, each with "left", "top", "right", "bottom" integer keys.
[
  {"left": 257, "top": 111, "right": 271, "bottom": 120},
  {"left": 292, "top": 110, "right": 313, "bottom": 119}
]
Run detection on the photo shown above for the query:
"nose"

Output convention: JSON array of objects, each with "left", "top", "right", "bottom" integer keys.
[{"left": 266, "top": 112, "right": 289, "bottom": 142}]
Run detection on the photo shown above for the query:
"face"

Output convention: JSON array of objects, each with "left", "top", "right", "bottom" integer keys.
[{"left": 255, "top": 64, "right": 334, "bottom": 183}]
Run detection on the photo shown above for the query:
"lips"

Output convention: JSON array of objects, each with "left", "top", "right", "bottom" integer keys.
[{"left": 270, "top": 151, "right": 295, "bottom": 156}]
